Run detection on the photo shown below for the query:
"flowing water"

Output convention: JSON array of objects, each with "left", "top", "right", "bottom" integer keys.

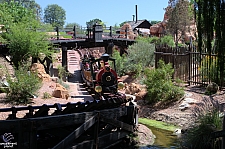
[{"left": 140, "top": 126, "right": 180, "bottom": 149}]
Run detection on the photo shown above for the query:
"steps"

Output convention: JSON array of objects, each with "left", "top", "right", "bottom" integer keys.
[{"left": 67, "top": 50, "right": 94, "bottom": 101}]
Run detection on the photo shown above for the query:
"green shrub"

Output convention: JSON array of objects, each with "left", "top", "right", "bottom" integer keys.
[
  {"left": 135, "top": 36, "right": 159, "bottom": 44},
  {"left": 181, "top": 110, "right": 222, "bottom": 149},
  {"left": 6, "top": 65, "right": 42, "bottom": 104},
  {"left": 57, "top": 78, "right": 69, "bottom": 89},
  {"left": 159, "top": 35, "right": 175, "bottom": 47},
  {"left": 42, "top": 92, "right": 52, "bottom": 99},
  {"left": 112, "top": 50, "right": 127, "bottom": 76},
  {"left": 57, "top": 65, "right": 70, "bottom": 79},
  {"left": 143, "top": 60, "right": 184, "bottom": 103},
  {"left": 125, "top": 40, "right": 155, "bottom": 76}
]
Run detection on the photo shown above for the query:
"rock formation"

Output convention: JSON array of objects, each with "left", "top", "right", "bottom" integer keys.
[
  {"left": 124, "top": 83, "right": 147, "bottom": 101},
  {"left": 30, "top": 63, "right": 51, "bottom": 82},
  {"left": 150, "top": 11, "right": 197, "bottom": 43},
  {"left": 120, "top": 23, "right": 137, "bottom": 39},
  {"left": 52, "top": 83, "right": 69, "bottom": 99},
  {"left": 150, "top": 13, "right": 168, "bottom": 37}
]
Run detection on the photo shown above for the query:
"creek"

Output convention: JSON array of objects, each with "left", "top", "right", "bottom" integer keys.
[{"left": 140, "top": 126, "right": 180, "bottom": 149}]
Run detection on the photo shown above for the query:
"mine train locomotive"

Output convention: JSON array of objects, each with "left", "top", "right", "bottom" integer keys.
[{"left": 81, "top": 53, "right": 125, "bottom": 99}]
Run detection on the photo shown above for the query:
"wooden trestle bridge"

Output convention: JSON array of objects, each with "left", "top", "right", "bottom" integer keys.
[{"left": 0, "top": 25, "right": 138, "bottom": 149}]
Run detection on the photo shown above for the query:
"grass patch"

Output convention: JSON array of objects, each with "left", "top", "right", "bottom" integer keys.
[{"left": 139, "top": 118, "right": 179, "bottom": 132}]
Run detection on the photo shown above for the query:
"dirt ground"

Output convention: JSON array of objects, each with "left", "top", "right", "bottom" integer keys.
[
  {"left": 138, "top": 85, "right": 225, "bottom": 130},
  {"left": 119, "top": 75, "right": 225, "bottom": 130}
]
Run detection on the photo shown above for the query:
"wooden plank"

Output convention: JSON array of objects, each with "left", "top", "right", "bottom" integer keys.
[
  {"left": 70, "top": 131, "right": 128, "bottom": 149},
  {"left": 30, "top": 112, "right": 96, "bottom": 130},
  {"left": 52, "top": 114, "right": 98, "bottom": 149},
  {"left": 100, "top": 116, "right": 133, "bottom": 132},
  {"left": 0, "top": 107, "right": 128, "bottom": 132},
  {"left": 100, "top": 107, "right": 127, "bottom": 119},
  {"left": 0, "top": 119, "right": 25, "bottom": 133},
  {"left": 70, "top": 140, "right": 94, "bottom": 149},
  {"left": 102, "top": 140, "right": 123, "bottom": 149},
  {"left": 98, "top": 131, "right": 128, "bottom": 148},
  {"left": 211, "top": 130, "right": 225, "bottom": 138}
]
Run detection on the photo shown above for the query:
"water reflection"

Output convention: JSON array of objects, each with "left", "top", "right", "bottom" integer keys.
[{"left": 140, "top": 126, "right": 180, "bottom": 149}]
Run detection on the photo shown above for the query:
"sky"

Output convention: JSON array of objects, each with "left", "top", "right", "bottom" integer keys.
[{"left": 35, "top": 0, "right": 169, "bottom": 27}]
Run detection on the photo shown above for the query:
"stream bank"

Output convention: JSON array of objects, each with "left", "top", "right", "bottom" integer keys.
[{"left": 137, "top": 118, "right": 180, "bottom": 148}]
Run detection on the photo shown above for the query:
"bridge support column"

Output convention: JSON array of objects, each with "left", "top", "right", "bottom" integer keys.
[
  {"left": 62, "top": 47, "right": 67, "bottom": 69},
  {"left": 62, "top": 47, "right": 68, "bottom": 81},
  {"left": 105, "top": 42, "right": 114, "bottom": 56},
  {"left": 46, "top": 56, "right": 53, "bottom": 77}
]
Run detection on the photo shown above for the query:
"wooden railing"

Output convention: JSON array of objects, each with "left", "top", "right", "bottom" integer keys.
[
  {"left": 0, "top": 98, "right": 138, "bottom": 149},
  {"left": 42, "top": 25, "right": 133, "bottom": 40}
]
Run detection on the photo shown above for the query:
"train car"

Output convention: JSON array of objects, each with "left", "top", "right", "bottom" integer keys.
[{"left": 80, "top": 53, "right": 125, "bottom": 99}]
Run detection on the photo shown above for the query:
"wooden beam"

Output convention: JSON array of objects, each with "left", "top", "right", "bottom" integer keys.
[
  {"left": 70, "top": 131, "right": 128, "bottom": 149},
  {"left": 0, "top": 120, "right": 24, "bottom": 133},
  {"left": 52, "top": 114, "right": 98, "bottom": 149},
  {"left": 0, "top": 107, "right": 129, "bottom": 132},
  {"left": 100, "top": 116, "right": 133, "bottom": 132},
  {"left": 100, "top": 107, "right": 127, "bottom": 119},
  {"left": 71, "top": 140, "right": 94, "bottom": 149},
  {"left": 33, "top": 112, "right": 96, "bottom": 130},
  {"left": 98, "top": 131, "right": 128, "bottom": 148}
]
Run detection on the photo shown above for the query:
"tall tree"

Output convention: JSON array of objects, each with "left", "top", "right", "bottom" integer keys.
[
  {"left": 44, "top": 4, "right": 66, "bottom": 28},
  {"left": 166, "top": 0, "right": 192, "bottom": 45},
  {"left": 86, "top": 18, "right": 104, "bottom": 27},
  {"left": 0, "top": 0, "right": 42, "bottom": 21},
  {"left": 65, "top": 22, "right": 81, "bottom": 28},
  {"left": 0, "top": 1, "right": 51, "bottom": 68},
  {"left": 194, "top": 0, "right": 225, "bottom": 86},
  {"left": 65, "top": 22, "right": 83, "bottom": 34},
  {"left": 119, "top": 21, "right": 128, "bottom": 27},
  {"left": 150, "top": 20, "right": 161, "bottom": 25},
  {"left": 0, "top": 1, "right": 36, "bottom": 28}
]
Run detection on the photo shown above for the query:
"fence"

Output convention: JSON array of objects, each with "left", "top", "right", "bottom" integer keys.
[
  {"left": 155, "top": 44, "right": 221, "bottom": 87},
  {"left": 41, "top": 25, "right": 134, "bottom": 40}
]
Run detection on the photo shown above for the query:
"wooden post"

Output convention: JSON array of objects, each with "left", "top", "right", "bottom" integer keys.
[
  {"left": 55, "top": 26, "right": 59, "bottom": 40},
  {"left": 222, "top": 113, "right": 225, "bottom": 149},
  {"left": 29, "top": 121, "right": 37, "bottom": 149},
  {"left": 73, "top": 25, "right": 76, "bottom": 39},
  {"left": 109, "top": 26, "right": 112, "bottom": 37},
  {"left": 126, "top": 105, "right": 135, "bottom": 126},
  {"left": 107, "top": 42, "right": 114, "bottom": 56},
  {"left": 188, "top": 44, "right": 191, "bottom": 86},
  {"left": 62, "top": 47, "right": 68, "bottom": 71},
  {"left": 93, "top": 112, "right": 100, "bottom": 149},
  {"left": 56, "top": 26, "right": 59, "bottom": 40},
  {"left": 9, "top": 106, "right": 17, "bottom": 119},
  {"left": 45, "top": 56, "right": 53, "bottom": 77},
  {"left": 125, "top": 27, "right": 128, "bottom": 39}
]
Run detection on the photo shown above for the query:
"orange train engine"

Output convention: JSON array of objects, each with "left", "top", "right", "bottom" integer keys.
[{"left": 80, "top": 53, "right": 125, "bottom": 100}]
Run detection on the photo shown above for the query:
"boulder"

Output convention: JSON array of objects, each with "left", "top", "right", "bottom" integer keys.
[
  {"left": 137, "top": 124, "right": 155, "bottom": 146},
  {"left": 30, "top": 63, "right": 51, "bottom": 82},
  {"left": 206, "top": 82, "right": 218, "bottom": 95},
  {"left": 124, "top": 83, "right": 147, "bottom": 100},
  {"left": 52, "top": 83, "right": 69, "bottom": 99},
  {"left": 150, "top": 22, "right": 165, "bottom": 36}
]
